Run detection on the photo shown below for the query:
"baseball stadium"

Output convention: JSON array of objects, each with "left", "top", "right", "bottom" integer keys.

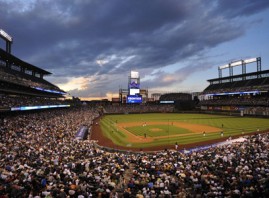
[{"left": 1, "top": 28, "right": 269, "bottom": 197}]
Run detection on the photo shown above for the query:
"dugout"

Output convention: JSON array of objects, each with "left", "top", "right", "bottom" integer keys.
[{"left": 75, "top": 125, "right": 89, "bottom": 140}]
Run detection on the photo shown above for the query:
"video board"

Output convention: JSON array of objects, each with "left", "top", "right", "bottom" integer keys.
[
  {"left": 127, "top": 95, "right": 142, "bottom": 103},
  {"left": 130, "top": 88, "right": 140, "bottom": 95}
]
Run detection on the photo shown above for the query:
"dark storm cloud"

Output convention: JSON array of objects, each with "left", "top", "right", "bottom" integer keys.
[
  {"left": 142, "top": 59, "right": 214, "bottom": 90},
  {"left": 0, "top": 0, "right": 268, "bottom": 97},
  {"left": 214, "top": 0, "right": 269, "bottom": 18}
]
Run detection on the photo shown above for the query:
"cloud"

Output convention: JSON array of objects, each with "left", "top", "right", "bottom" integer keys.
[
  {"left": 0, "top": 0, "right": 268, "bottom": 98},
  {"left": 214, "top": 0, "right": 269, "bottom": 18}
]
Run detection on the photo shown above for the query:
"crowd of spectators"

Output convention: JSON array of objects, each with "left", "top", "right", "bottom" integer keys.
[
  {"left": 0, "top": 94, "right": 69, "bottom": 108},
  {"left": 202, "top": 77, "right": 269, "bottom": 95},
  {"left": 126, "top": 133, "right": 269, "bottom": 197},
  {"left": 0, "top": 107, "right": 109, "bottom": 197},
  {"left": 199, "top": 96, "right": 269, "bottom": 107},
  {"left": 203, "top": 85, "right": 269, "bottom": 95},
  {"left": 1, "top": 105, "right": 269, "bottom": 197},
  {"left": 243, "top": 106, "right": 269, "bottom": 116}
]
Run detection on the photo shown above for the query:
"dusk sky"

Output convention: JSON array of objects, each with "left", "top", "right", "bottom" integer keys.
[{"left": 1, "top": 0, "right": 269, "bottom": 100}]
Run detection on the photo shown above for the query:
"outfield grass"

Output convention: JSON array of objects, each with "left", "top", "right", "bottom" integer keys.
[{"left": 100, "top": 113, "right": 269, "bottom": 149}]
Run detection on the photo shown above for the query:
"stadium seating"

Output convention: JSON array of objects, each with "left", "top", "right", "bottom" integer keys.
[{"left": 1, "top": 106, "right": 269, "bottom": 197}]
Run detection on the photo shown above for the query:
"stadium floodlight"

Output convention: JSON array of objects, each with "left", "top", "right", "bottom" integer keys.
[
  {"left": 244, "top": 58, "right": 257, "bottom": 64},
  {"left": 230, "top": 60, "right": 243, "bottom": 67},
  {"left": 0, "top": 29, "right": 13, "bottom": 42},
  {"left": 219, "top": 64, "right": 229, "bottom": 70}
]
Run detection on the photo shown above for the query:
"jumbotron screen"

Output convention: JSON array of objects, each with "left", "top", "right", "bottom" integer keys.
[{"left": 127, "top": 95, "right": 142, "bottom": 103}]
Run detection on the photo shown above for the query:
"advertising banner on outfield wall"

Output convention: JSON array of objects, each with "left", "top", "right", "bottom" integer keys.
[
  {"left": 230, "top": 106, "right": 238, "bottom": 111},
  {"left": 202, "top": 106, "right": 244, "bottom": 111},
  {"left": 222, "top": 106, "right": 231, "bottom": 111}
]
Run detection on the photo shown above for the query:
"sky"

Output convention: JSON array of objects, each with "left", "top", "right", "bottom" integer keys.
[{"left": 1, "top": 0, "right": 269, "bottom": 100}]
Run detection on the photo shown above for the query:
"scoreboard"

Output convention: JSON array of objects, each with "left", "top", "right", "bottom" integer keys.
[{"left": 127, "top": 71, "right": 142, "bottom": 103}]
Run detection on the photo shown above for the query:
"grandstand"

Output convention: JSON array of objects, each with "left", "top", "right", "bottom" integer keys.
[
  {"left": 0, "top": 40, "right": 69, "bottom": 112},
  {"left": 200, "top": 57, "right": 269, "bottom": 116}
]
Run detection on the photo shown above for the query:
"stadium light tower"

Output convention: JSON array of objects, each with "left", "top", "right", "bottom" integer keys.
[
  {"left": 218, "top": 57, "right": 261, "bottom": 82},
  {"left": 0, "top": 29, "right": 13, "bottom": 53}
]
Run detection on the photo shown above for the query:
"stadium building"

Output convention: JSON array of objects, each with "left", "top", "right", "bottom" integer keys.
[
  {"left": 0, "top": 29, "right": 70, "bottom": 113},
  {"left": 200, "top": 57, "right": 269, "bottom": 116}
]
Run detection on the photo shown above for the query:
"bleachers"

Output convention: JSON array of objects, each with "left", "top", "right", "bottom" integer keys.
[
  {"left": 0, "top": 94, "right": 70, "bottom": 108},
  {"left": 203, "top": 75, "right": 269, "bottom": 94}
]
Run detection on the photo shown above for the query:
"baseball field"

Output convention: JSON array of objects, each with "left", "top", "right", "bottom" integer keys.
[{"left": 91, "top": 113, "right": 269, "bottom": 151}]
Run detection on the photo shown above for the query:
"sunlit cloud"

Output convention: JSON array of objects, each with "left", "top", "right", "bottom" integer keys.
[
  {"left": 162, "top": 75, "right": 176, "bottom": 83},
  {"left": 96, "top": 59, "right": 109, "bottom": 67},
  {"left": 57, "top": 77, "right": 89, "bottom": 91}
]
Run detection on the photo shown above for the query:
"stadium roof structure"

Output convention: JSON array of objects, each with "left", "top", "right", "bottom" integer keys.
[
  {"left": 0, "top": 48, "right": 51, "bottom": 76},
  {"left": 207, "top": 69, "right": 269, "bottom": 84},
  {"left": 0, "top": 48, "right": 67, "bottom": 97}
]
